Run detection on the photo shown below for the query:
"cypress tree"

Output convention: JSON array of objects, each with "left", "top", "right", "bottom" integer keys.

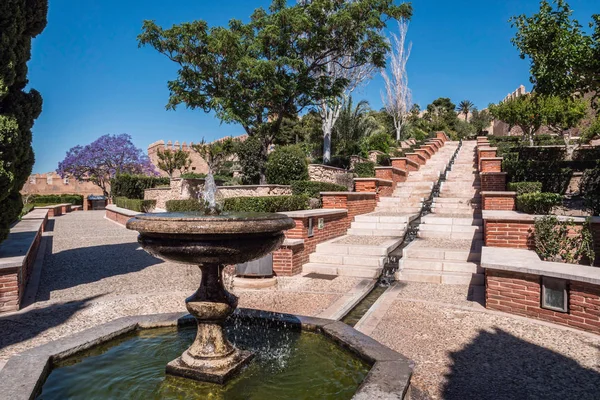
[{"left": 0, "top": 0, "right": 48, "bottom": 241}]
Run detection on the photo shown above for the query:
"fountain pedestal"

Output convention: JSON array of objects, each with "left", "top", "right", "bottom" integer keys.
[{"left": 166, "top": 264, "right": 254, "bottom": 384}]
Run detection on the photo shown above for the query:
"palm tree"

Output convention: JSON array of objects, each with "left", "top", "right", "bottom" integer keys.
[
  {"left": 333, "top": 97, "right": 378, "bottom": 157},
  {"left": 457, "top": 100, "right": 475, "bottom": 121}
]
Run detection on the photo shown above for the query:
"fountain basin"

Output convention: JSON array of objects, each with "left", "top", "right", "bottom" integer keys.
[{"left": 0, "top": 311, "right": 413, "bottom": 399}]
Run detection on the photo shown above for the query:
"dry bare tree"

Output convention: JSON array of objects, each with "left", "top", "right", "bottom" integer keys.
[{"left": 381, "top": 19, "right": 412, "bottom": 141}]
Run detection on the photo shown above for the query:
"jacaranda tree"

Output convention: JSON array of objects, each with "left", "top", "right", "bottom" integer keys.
[
  {"left": 0, "top": 0, "right": 48, "bottom": 242},
  {"left": 138, "top": 0, "right": 412, "bottom": 183},
  {"left": 57, "top": 134, "right": 157, "bottom": 197}
]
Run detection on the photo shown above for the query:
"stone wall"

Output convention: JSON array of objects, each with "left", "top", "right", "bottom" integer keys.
[
  {"left": 308, "top": 164, "right": 354, "bottom": 189},
  {"left": 21, "top": 171, "right": 103, "bottom": 197}
]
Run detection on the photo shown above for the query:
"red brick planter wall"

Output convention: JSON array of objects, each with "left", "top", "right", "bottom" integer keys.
[
  {"left": 415, "top": 148, "right": 430, "bottom": 160},
  {"left": 484, "top": 219, "right": 535, "bottom": 249},
  {"left": 355, "top": 179, "right": 393, "bottom": 200},
  {"left": 407, "top": 153, "right": 426, "bottom": 166},
  {"left": 375, "top": 167, "right": 407, "bottom": 187},
  {"left": 486, "top": 269, "right": 600, "bottom": 335},
  {"left": 480, "top": 172, "right": 507, "bottom": 192},
  {"left": 480, "top": 157, "right": 502, "bottom": 173},
  {"left": 481, "top": 192, "right": 516, "bottom": 211},
  {"left": 322, "top": 193, "right": 377, "bottom": 229}
]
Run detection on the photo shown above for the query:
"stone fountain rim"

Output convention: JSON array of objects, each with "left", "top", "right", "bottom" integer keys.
[
  {"left": 126, "top": 212, "right": 295, "bottom": 235},
  {"left": 0, "top": 309, "right": 413, "bottom": 400}
]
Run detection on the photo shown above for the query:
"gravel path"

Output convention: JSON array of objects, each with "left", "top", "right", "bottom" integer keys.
[
  {"left": 371, "top": 282, "right": 600, "bottom": 400},
  {"left": 0, "top": 211, "right": 353, "bottom": 362}
]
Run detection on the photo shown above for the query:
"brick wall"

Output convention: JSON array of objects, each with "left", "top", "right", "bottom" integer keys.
[
  {"left": 480, "top": 158, "right": 502, "bottom": 173},
  {"left": 415, "top": 148, "right": 430, "bottom": 160},
  {"left": 481, "top": 192, "right": 516, "bottom": 211},
  {"left": 355, "top": 179, "right": 393, "bottom": 200},
  {"left": 480, "top": 172, "right": 507, "bottom": 192},
  {"left": 391, "top": 158, "right": 419, "bottom": 172},
  {"left": 105, "top": 208, "right": 137, "bottom": 226},
  {"left": 478, "top": 149, "right": 497, "bottom": 159},
  {"left": 322, "top": 193, "right": 377, "bottom": 230},
  {"left": 486, "top": 269, "right": 600, "bottom": 335},
  {"left": 375, "top": 167, "right": 407, "bottom": 187},
  {"left": 407, "top": 153, "right": 426, "bottom": 166},
  {"left": 484, "top": 220, "right": 535, "bottom": 249}
]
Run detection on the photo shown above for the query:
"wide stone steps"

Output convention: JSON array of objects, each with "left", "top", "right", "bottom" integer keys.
[
  {"left": 315, "top": 236, "right": 402, "bottom": 256},
  {"left": 351, "top": 221, "right": 408, "bottom": 231},
  {"left": 347, "top": 227, "right": 407, "bottom": 236},
  {"left": 401, "top": 258, "right": 482, "bottom": 274},
  {"left": 303, "top": 263, "right": 382, "bottom": 279},
  {"left": 421, "top": 215, "right": 483, "bottom": 226},
  {"left": 402, "top": 240, "right": 483, "bottom": 262},
  {"left": 418, "top": 228, "right": 482, "bottom": 241},
  {"left": 374, "top": 206, "right": 422, "bottom": 214},
  {"left": 354, "top": 214, "right": 415, "bottom": 224},
  {"left": 396, "top": 269, "right": 484, "bottom": 285},
  {"left": 433, "top": 197, "right": 481, "bottom": 204},
  {"left": 309, "top": 253, "right": 385, "bottom": 267}
]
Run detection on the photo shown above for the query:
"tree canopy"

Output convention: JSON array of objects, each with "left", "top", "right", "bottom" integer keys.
[
  {"left": 511, "top": 0, "right": 600, "bottom": 105},
  {"left": 57, "top": 134, "right": 157, "bottom": 197},
  {"left": 0, "top": 0, "right": 48, "bottom": 242},
  {"left": 138, "top": 0, "right": 411, "bottom": 182},
  {"left": 156, "top": 148, "right": 190, "bottom": 177}
]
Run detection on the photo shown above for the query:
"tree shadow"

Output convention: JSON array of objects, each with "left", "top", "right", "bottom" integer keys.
[
  {"left": 36, "top": 241, "right": 162, "bottom": 301},
  {"left": 0, "top": 296, "right": 101, "bottom": 351},
  {"left": 443, "top": 327, "right": 600, "bottom": 399}
]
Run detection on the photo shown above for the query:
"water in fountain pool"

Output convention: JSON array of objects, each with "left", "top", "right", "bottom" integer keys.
[{"left": 37, "top": 321, "right": 369, "bottom": 400}]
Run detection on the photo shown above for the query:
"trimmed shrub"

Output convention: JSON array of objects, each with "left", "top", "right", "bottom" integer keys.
[
  {"left": 364, "top": 132, "right": 394, "bottom": 153},
  {"left": 223, "top": 195, "right": 309, "bottom": 213},
  {"left": 376, "top": 154, "right": 391, "bottom": 166},
  {"left": 111, "top": 174, "right": 170, "bottom": 199},
  {"left": 516, "top": 192, "right": 562, "bottom": 214},
  {"left": 235, "top": 136, "right": 265, "bottom": 184},
  {"left": 265, "top": 145, "right": 309, "bottom": 185},
  {"left": 180, "top": 172, "right": 206, "bottom": 179},
  {"left": 327, "top": 155, "right": 351, "bottom": 170},
  {"left": 165, "top": 199, "right": 205, "bottom": 212},
  {"left": 29, "top": 194, "right": 84, "bottom": 205},
  {"left": 353, "top": 162, "right": 375, "bottom": 178},
  {"left": 580, "top": 166, "right": 600, "bottom": 215},
  {"left": 291, "top": 181, "right": 348, "bottom": 198},
  {"left": 115, "top": 197, "right": 156, "bottom": 212},
  {"left": 507, "top": 182, "right": 542, "bottom": 196}
]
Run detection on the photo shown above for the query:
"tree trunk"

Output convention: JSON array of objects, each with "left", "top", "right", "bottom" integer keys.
[
  {"left": 323, "top": 127, "right": 332, "bottom": 164},
  {"left": 259, "top": 140, "right": 269, "bottom": 185}
]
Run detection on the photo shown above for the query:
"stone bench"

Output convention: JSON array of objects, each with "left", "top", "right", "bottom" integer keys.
[
  {"left": 105, "top": 204, "right": 141, "bottom": 226},
  {"left": 0, "top": 218, "right": 45, "bottom": 313}
]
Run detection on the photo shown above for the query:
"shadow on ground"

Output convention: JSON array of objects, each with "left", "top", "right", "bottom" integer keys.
[
  {"left": 443, "top": 327, "right": 600, "bottom": 400},
  {"left": 0, "top": 296, "right": 101, "bottom": 351},
  {"left": 36, "top": 240, "right": 162, "bottom": 301}
]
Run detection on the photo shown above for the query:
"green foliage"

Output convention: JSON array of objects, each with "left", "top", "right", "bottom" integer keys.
[
  {"left": 28, "top": 194, "right": 84, "bottom": 205},
  {"left": 333, "top": 98, "right": 379, "bottom": 157},
  {"left": 265, "top": 145, "right": 309, "bottom": 185},
  {"left": 580, "top": 165, "right": 600, "bottom": 215},
  {"left": 191, "top": 137, "right": 235, "bottom": 174},
  {"left": 376, "top": 154, "right": 392, "bottom": 166},
  {"left": 138, "top": 0, "right": 412, "bottom": 182},
  {"left": 581, "top": 115, "right": 600, "bottom": 143},
  {"left": 454, "top": 120, "right": 476, "bottom": 140},
  {"left": 156, "top": 148, "right": 190, "bottom": 177},
  {"left": 363, "top": 132, "right": 395, "bottom": 154},
  {"left": 110, "top": 174, "right": 170, "bottom": 200},
  {"left": 470, "top": 109, "right": 493, "bottom": 135},
  {"left": 391, "top": 148, "right": 405, "bottom": 157},
  {"left": 165, "top": 199, "right": 206, "bottom": 212},
  {"left": 502, "top": 152, "right": 573, "bottom": 194},
  {"left": 291, "top": 181, "right": 348, "bottom": 198},
  {"left": 180, "top": 172, "right": 207, "bottom": 179},
  {"left": 235, "top": 136, "right": 265, "bottom": 185},
  {"left": 353, "top": 162, "right": 376, "bottom": 178},
  {"left": 222, "top": 195, "right": 309, "bottom": 213},
  {"left": 424, "top": 98, "right": 458, "bottom": 132},
  {"left": 516, "top": 192, "right": 562, "bottom": 214},
  {"left": 510, "top": 0, "right": 599, "bottom": 106},
  {"left": 114, "top": 197, "right": 157, "bottom": 213},
  {"left": 20, "top": 203, "right": 35, "bottom": 218},
  {"left": 507, "top": 182, "right": 543, "bottom": 195},
  {"left": 534, "top": 216, "right": 595, "bottom": 265},
  {"left": 456, "top": 100, "right": 474, "bottom": 121},
  {"left": 0, "top": 1, "right": 48, "bottom": 241}
]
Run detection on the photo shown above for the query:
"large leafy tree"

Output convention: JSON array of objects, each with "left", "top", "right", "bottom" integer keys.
[
  {"left": 0, "top": 0, "right": 48, "bottom": 242},
  {"left": 57, "top": 134, "right": 157, "bottom": 197},
  {"left": 191, "top": 138, "right": 235, "bottom": 174},
  {"left": 511, "top": 0, "right": 599, "bottom": 106},
  {"left": 424, "top": 97, "right": 458, "bottom": 131},
  {"left": 138, "top": 0, "right": 411, "bottom": 183},
  {"left": 470, "top": 109, "right": 493, "bottom": 135},
  {"left": 488, "top": 94, "right": 587, "bottom": 148}
]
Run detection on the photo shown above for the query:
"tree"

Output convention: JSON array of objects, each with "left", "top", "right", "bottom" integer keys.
[
  {"left": 138, "top": 0, "right": 412, "bottom": 183},
  {"left": 511, "top": 0, "right": 599, "bottom": 106},
  {"left": 156, "top": 148, "right": 190, "bottom": 177},
  {"left": 57, "top": 134, "right": 157, "bottom": 197},
  {"left": 488, "top": 94, "right": 587, "bottom": 148},
  {"left": 424, "top": 97, "right": 458, "bottom": 132},
  {"left": 470, "top": 109, "right": 493, "bottom": 135},
  {"left": 333, "top": 97, "right": 379, "bottom": 157},
  {"left": 235, "top": 137, "right": 265, "bottom": 185},
  {"left": 191, "top": 138, "right": 235, "bottom": 174},
  {"left": 457, "top": 100, "right": 474, "bottom": 121},
  {"left": 382, "top": 19, "right": 412, "bottom": 141},
  {"left": 0, "top": 0, "right": 48, "bottom": 242}
]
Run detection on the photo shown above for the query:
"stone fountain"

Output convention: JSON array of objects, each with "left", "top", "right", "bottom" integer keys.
[{"left": 126, "top": 191, "right": 294, "bottom": 384}]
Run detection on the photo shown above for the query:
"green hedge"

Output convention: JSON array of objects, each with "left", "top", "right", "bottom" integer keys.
[
  {"left": 265, "top": 145, "right": 309, "bottom": 185},
  {"left": 290, "top": 181, "right": 348, "bottom": 198},
  {"left": 516, "top": 192, "right": 562, "bottom": 214},
  {"left": 376, "top": 154, "right": 391, "bottom": 166},
  {"left": 165, "top": 199, "right": 205, "bottom": 212},
  {"left": 580, "top": 166, "right": 600, "bottom": 215},
  {"left": 115, "top": 197, "right": 157, "bottom": 213},
  {"left": 223, "top": 195, "right": 309, "bottom": 213},
  {"left": 111, "top": 174, "right": 170, "bottom": 200},
  {"left": 180, "top": 172, "right": 206, "bottom": 179},
  {"left": 29, "top": 194, "right": 84, "bottom": 205},
  {"left": 507, "top": 182, "right": 542, "bottom": 196},
  {"left": 353, "top": 162, "right": 375, "bottom": 178}
]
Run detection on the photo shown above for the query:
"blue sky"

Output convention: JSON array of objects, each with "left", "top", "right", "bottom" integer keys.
[{"left": 28, "top": 0, "right": 597, "bottom": 173}]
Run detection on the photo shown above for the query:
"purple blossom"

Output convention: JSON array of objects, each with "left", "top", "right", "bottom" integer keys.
[{"left": 57, "top": 134, "right": 158, "bottom": 196}]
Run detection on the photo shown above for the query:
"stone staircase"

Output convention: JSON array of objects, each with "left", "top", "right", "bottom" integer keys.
[
  {"left": 302, "top": 140, "right": 459, "bottom": 278},
  {"left": 397, "top": 141, "right": 484, "bottom": 285}
]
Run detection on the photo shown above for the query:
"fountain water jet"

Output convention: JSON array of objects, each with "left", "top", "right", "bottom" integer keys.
[{"left": 126, "top": 203, "right": 294, "bottom": 384}]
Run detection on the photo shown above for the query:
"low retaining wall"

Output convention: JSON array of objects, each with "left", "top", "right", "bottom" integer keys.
[
  {"left": 273, "top": 209, "right": 348, "bottom": 276},
  {"left": 321, "top": 192, "right": 377, "bottom": 230},
  {"left": 354, "top": 178, "right": 394, "bottom": 200},
  {"left": 481, "top": 191, "right": 516, "bottom": 211},
  {"left": 308, "top": 164, "right": 353, "bottom": 188},
  {"left": 375, "top": 167, "right": 407, "bottom": 187},
  {"left": 105, "top": 204, "right": 141, "bottom": 226},
  {"left": 391, "top": 157, "right": 419, "bottom": 172},
  {"left": 482, "top": 246, "right": 600, "bottom": 335},
  {"left": 0, "top": 211, "right": 48, "bottom": 313}
]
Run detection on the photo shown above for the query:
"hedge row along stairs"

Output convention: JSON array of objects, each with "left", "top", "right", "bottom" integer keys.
[
  {"left": 302, "top": 138, "right": 459, "bottom": 278},
  {"left": 397, "top": 141, "right": 484, "bottom": 285}
]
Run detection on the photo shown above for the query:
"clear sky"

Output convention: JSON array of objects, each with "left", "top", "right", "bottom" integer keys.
[{"left": 28, "top": 0, "right": 598, "bottom": 173}]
